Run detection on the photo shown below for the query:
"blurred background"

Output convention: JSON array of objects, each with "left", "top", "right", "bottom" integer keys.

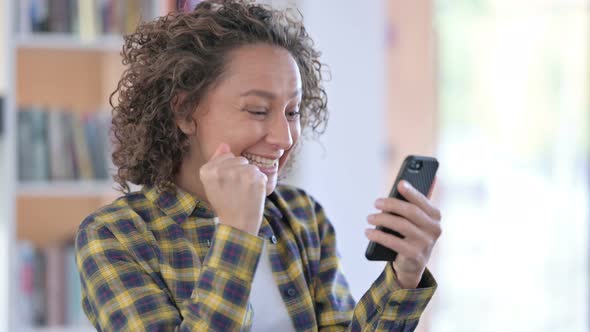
[{"left": 0, "top": 0, "right": 588, "bottom": 331}]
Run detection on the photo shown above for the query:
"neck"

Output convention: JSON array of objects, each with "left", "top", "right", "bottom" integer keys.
[{"left": 174, "top": 156, "right": 208, "bottom": 204}]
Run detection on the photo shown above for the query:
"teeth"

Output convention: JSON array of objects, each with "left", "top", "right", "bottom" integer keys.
[{"left": 242, "top": 152, "right": 278, "bottom": 168}]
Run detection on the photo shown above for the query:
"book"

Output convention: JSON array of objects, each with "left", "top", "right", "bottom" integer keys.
[
  {"left": 18, "top": 0, "right": 32, "bottom": 35},
  {"left": 47, "top": 108, "right": 70, "bottom": 180},
  {"left": 17, "top": 107, "right": 34, "bottom": 181},
  {"left": 71, "top": 112, "right": 95, "bottom": 180},
  {"left": 97, "top": 111, "right": 114, "bottom": 178},
  {"left": 20, "top": 0, "right": 163, "bottom": 38},
  {"left": 78, "top": 0, "right": 98, "bottom": 41},
  {"left": 48, "top": 0, "right": 70, "bottom": 33},
  {"left": 29, "top": 108, "right": 50, "bottom": 181},
  {"left": 32, "top": 247, "right": 46, "bottom": 325},
  {"left": 30, "top": 0, "right": 50, "bottom": 32},
  {"left": 65, "top": 245, "right": 86, "bottom": 325},
  {"left": 17, "top": 106, "right": 112, "bottom": 182},
  {"left": 17, "top": 242, "right": 91, "bottom": 327},
  {"left": 17, "top": 242, "right": 35, "bottom": 327},
  {"left": 61, "top": 111, "right": 78, "bottom": 179},
  {"left": 45, "top": 246, "right": 66, "bottom": 326},
  {"left": 84, "top": 112, "right": 109, "bottom": 180}
]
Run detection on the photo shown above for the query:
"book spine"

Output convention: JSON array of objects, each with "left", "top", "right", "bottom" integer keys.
[
  {"left": 29, "top": 108, "right": 50, "bottom": 181},
  {"left": 66, "top": 245, "right": 85, "bottom": 325},
  {"left": 45, "top": 246, "right": 66, "bottom": 326},
  {"left": 47, "top": 109, "right": 66, "bottom": 180},
  {"left": 17, "top": 242, "right": 35, "bottom": 326},
  {"left": 78, "top": 0, "right": 97, "bottom": 41},
  {"left": 32, "top": 248, "right": 46, "bottom": 325},
  {"left": 61, "top": 111, "right": 78, "bottom": 179},
  {"left": 48, "top": 0, "right": 68, "bottom": 33},
  {"left": 19, "top": 0, "right": 33, "bottom": 35},
  {"left": 84, "top": 113, "right": 108, "bottom": 180},
  {"left": 72, "top": 112, "right": 95, "bottom": 180},
  {"left": 17, "top": 108, "right": 33, "bottom": 181}
]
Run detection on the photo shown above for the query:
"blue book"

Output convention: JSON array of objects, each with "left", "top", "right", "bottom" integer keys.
[
  {"left": 66, "top": 245, "right": 85, "bottom": 325},
  {"left": 28, "top": 108, "right": 49, "bottom": 181},
  {"left": 84, "top": 113, "right": 109, "bottom": 180}
]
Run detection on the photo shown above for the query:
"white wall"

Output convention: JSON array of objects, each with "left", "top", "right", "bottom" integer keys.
[
  {"left": 0, "top": 0, "right": 9, "bottom": 329},
  {"left": 287, "top": 0, "right": 388, "bottom": 300},
  {"left": 0, "top": 0, "right": 5, "bottom": 94}
]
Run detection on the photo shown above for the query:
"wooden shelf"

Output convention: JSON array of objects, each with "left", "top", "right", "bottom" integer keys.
[
  {"left": 16, "top": 33, "right": 124, "bottom": 52},
  {"left": 16, "top": 48, "right": 123, "bottom": 110},
  {"left": 23, "top": 326, "right": 95, "bottom": 332},
  {"left": 18, "top": 181, "right": 119, "bottom": 197},
  {"left": 5, "top": 2, "right": 174, "bottom": 329},
  {"left": 17, "top": 194, "right": 117, "bottom": 247}
]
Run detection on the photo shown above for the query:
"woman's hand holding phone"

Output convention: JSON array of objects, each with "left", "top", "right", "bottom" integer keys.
[{"left": 365, "top": 179, "right": 442, "bottom": 289}]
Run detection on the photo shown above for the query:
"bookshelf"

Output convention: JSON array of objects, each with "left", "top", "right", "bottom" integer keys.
[
  {"left": 16, "top": 34, "right": 126, "bottom": 51},
  {"left": 5, "top": 1, "right": 301, "bottom": 331},
  {"left": 4, "top": 1, "right": 179, "bottom": 331},
  {"left": 17, "top": 181, "right": 117, "bottom": 197}
]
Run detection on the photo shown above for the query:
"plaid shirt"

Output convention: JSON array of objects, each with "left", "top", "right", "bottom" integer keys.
[{"left": 76, "top": 183, "right": 437, "bottom": 331}]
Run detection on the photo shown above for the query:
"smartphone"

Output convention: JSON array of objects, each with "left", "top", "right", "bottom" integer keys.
[{"left": 365, "top": 155, "right": 439, "bottom": 261}]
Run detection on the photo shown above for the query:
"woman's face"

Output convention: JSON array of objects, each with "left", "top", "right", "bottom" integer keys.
[{"left": 184, "top": 44, "right": 302, "bottom": 195}]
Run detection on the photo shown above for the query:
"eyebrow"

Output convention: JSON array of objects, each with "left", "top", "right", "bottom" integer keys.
[{"left": 240, "top": 89, "right": 301, "bottom": 100}]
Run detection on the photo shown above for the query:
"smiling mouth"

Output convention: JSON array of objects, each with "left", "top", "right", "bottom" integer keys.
[{"left": 242, "top": 152, "right": 279, "bottom": 169}]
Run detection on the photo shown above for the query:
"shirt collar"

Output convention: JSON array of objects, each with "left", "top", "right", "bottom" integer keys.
[
  {"left": 143, "top": 184, "right": 216, "bottom": 223},
  {"left": 143, "top": 183, "right": 285, "bottom": 224},
  {"left": 264, "top": 190, "right": 284, "bottom": 221}
]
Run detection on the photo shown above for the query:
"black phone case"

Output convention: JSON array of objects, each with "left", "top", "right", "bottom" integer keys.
[{"left": 365, "top": 155, "right": 439, "bottom": 261}]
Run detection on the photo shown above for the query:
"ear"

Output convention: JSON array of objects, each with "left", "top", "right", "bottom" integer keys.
[
  {"left": 172, "top": 92, "right": 197, "bottom": 135},
  {"left": 176, "top": 114, "right": 197, "bottom": 135}
]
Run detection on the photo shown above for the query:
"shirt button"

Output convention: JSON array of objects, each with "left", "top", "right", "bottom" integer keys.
[
  {"left": 286, "top": 288, "right": 297, "bottom": 297},
  {"left": 270, "top": 235, "right": 277, "bottom": 244}
]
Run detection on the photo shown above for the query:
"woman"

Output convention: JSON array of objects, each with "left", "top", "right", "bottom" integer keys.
[{"left": 76, "top": 1, "right": 442, "bottom": 331}]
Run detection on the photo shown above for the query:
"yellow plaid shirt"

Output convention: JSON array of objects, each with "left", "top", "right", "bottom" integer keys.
[{"left": 76, "top": 183, "right": 436, "bottom": 331}]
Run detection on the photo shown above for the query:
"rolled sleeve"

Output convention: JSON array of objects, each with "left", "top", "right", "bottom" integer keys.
[
  {"left": 379, "top": 265, "right": 437, "bottom": 320},
  {"left": 202, "top": 224, "right": 265, "bottom": 281}
]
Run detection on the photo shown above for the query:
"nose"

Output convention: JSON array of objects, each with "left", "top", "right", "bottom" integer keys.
[{"left": 266, "top": 112, "right": 293, "bottom": 150}]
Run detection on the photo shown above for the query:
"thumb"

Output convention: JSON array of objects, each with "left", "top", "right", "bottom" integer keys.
[{"left": 210, "top": 143, "right": 231, "bottom": 161}]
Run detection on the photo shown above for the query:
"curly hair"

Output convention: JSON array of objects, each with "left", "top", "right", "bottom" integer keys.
[{"left": 111, "top": 0, "right": 328, "bottom": 193}]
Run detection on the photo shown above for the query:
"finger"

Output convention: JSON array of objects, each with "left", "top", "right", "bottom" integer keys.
[
  {"left": 216, "top": 156, "right": 250, "bottom": 168},
  {"left": 260, "top": 170, "right": 268, "bottom": 184},
  {"left": 397, "top": 180, "right": 441, "bottom": 221},
  {"left": 219, "top": 164, "right": 268, "bottom": 184},
  {"left": 367, "top": 213, "right": 424, "bottom": 240},
  {"left": 244, "top": 164, "right": 268, "bottom": 186},
  {"left": 365, "top": 228, "right": 414, "bottom": 258},
  {"left": 375, "top": 197, "right": 431, "bottom": 230},
  {"left": 201, "top": 143, "right": 236, "bottom": 179},
  {"left": 209, "top": 142, "right": 233, "bottom": 162}
]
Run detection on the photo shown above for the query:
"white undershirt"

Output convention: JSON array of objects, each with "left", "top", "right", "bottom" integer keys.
[
  {"left": 249, "top": 241, "right": 296, "bottom": 332},
  {"left": 212, "top": 218, "right": 295, "bottom": 331}
]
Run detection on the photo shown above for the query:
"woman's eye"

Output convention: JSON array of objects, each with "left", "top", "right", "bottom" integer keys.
[
  {"left": 246, "top": 109, "right": 267, "bottom": 116},
  {"left": 287, "top": 111, "right": 301, "bottom": 120},
  {"left": 244, "top": 107, "right": 299, "bottom": 120}
]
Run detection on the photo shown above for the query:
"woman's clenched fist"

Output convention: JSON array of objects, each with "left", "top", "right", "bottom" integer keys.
[{"left": 199, "top": 143, "right": 268, "bottom": 235}]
